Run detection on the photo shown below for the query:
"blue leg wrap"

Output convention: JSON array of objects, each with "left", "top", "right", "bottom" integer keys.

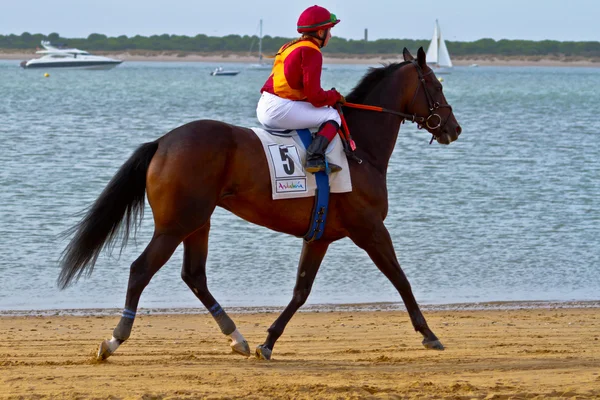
[
  {"left": 122, "top": 308, "right": 136, "bottom": 320},
  {"left": 209, "top": 303, "right": 236, "bottom": 335},
  {"left": 113, "top": 308, "right": 136, "bottom": 341}
]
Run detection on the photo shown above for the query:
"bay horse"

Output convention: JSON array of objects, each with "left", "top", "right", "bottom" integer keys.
[{"left": 59, "top": 47, "right": 462, "bottom": 361}]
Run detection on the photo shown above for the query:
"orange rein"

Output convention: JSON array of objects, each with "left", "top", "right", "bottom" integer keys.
[
  {"left": 336, "top": 102, "right": 397, "bottom": 155},
  {"left": 336, "top": 102, "right": 430, "bottom": 155},
  {"left": 343, "top": 102, "right": 424, "bottom": 122},
  {"left": 334, "top": 103, "right": 355, "bottom": 151},
  {"left": 343, "top": 102, "right": 385, "bottom": 113}
]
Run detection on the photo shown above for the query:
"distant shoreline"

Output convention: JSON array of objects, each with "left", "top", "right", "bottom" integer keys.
[
  {"left": 1, "top": 299, "right": 599, "bottom": 317},
  {"left": 2, "top": 49, "right": 600, "bottom": 67}
]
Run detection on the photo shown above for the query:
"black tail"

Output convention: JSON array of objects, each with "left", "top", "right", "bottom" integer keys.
[{"left": 58, "top": 141, "right": 159, "bottom": 289}]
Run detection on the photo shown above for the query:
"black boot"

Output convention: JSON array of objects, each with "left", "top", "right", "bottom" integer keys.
[{"left": 305, "top": 134, "right": 342, "bottom": 173}]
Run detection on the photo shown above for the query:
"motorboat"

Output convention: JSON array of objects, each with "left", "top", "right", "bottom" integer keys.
[
  {"left": 20, "top": 41, "right": 122, "bottom": 70},
  {"left": 210, "top": 67, "right": 240, "bottom": 76},
  {"left": 425, "top": 20, "right": 453, "bottom": 74}
]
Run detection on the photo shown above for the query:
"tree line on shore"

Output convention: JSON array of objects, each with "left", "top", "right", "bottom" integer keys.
[{"left": 2, "top": 32, "right": 600, "bottom": 57}]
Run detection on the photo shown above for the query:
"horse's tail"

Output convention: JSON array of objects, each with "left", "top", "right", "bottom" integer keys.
[{"left": 58, "top": 141, "right": 159, "bottom": 289}]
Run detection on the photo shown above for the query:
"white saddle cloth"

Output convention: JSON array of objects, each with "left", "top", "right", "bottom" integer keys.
[{"left": 251, "top": 127, "right": 353, "bottom": 200}]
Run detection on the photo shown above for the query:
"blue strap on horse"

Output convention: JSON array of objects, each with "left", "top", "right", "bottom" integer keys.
[{"left": 296, "top": 129, "right": 330, "bottom": 242}]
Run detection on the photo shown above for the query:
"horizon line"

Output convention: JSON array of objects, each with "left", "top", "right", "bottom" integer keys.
[{"left": 2, "top": 32, "right": 600, "bottom": 44}]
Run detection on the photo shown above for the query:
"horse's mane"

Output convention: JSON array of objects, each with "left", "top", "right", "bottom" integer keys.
[{"left": 345, "top": 61, "right": 411, "bottom": 103}]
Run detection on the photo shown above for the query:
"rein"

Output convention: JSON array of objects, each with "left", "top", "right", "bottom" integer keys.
[
  {"left": 343, "top": 102, "right": 425, "bottom": 124},
  {"left": 341, "top": 60, "right": 453, "bottom": 146}
]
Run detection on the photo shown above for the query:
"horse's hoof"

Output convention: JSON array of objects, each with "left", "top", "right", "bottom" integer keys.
[
  {"left": 422, "top": 339, "right": 445, "bottom": 350},
  {"left": 231, "top": 340, "right": 251, "bottom": 357},
  {"left": 255, "top": 345, "right": 272, "bottom": 360},
  {"left": 97, "top": 340, "right": 113, "bottom": 361}
]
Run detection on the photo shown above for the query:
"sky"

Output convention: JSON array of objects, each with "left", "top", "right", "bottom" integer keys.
[{"left": 1, "top": 0, "right": 599, "bottom": 42}]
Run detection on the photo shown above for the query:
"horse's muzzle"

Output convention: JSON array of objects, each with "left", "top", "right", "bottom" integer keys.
[{"left": 436, "top": 124, "right": 461, "bottom": 145}]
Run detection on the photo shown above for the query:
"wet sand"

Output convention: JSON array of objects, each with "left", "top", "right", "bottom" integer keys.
[
  {"left": 1, "top": 306, "right": 599, "bottom": 399},
  {"left": 2, "top": 50, "right": 600, "bottom": 67}
]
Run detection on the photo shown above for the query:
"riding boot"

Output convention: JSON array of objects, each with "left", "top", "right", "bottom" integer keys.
[{"left": 304, "top": 121, "right": 342, "bottom": 173}]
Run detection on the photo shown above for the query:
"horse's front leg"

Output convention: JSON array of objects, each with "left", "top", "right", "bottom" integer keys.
[
  {"left": 351, "top": 222, "right": 444, "bottom": 350},
  {"left": 256, "top": 239, "right": 330, "bottom": 360}
]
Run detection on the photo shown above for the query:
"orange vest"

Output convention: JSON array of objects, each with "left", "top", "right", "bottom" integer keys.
[{"left": 271, "top": 40, "right": 321, "bottom": 100}]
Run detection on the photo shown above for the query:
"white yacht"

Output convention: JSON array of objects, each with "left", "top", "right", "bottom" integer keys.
[{"left": 20, "top": 41, "right": 122, "bottom": 70}]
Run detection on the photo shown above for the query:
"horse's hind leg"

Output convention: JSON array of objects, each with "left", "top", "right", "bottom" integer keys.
[
  {"left": 181, "top": 221, "right": 250, "bottom": 357},
  {"left": 256, "top": 239, "right": 330, "bottom": 360},
  {"left": 97, "top": 232, "right": 182, "bottom": 360}
]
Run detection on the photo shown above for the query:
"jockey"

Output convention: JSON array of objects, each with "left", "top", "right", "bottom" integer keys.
[{"left": 256, "top": 5, "right": 345, "bottom": 173}]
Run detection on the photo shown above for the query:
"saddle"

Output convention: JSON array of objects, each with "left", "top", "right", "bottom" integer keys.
[{"left": 251, "top": 127, "right": 352, "bottom": 241}]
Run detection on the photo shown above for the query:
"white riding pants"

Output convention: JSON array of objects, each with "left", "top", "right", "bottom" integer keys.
[{"left": 256, "top": 92, "right": 341, "bottom": 130}]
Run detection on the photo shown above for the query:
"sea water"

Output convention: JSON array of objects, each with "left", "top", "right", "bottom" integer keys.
[{"left": 0, "top": 60, "right": 598, "bottom": 311}]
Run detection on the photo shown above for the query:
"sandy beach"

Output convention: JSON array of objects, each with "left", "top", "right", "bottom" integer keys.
[
  {"left": 1, "top": 304, "right": 599, "bottom": 399},
  {"left": 2, "top": 49, "right": 600, "bottom": 67}
]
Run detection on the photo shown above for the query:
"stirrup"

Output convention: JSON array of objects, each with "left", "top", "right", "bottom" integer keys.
[{"left": 305, "top": 160, "right": 342, "bottom": 174}]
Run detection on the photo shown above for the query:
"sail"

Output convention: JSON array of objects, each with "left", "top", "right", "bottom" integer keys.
[
  {"left": 425, "top": 20, "right": 452, "bottom": 68},
  {"left": 425, "top": 22, "right": 439, "bottom": 64},
  {"left": 258, "top": 19, "right": 263, "bottom": 63},
  {"left": 437, "top": 23, "right": 453, "bottom": 68},
  {"left": 249, "top": 19, "right": 272, "bottom": 69}
]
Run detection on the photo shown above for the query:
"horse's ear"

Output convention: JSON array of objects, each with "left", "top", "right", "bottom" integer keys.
[
  {"left": 417, "top": 47, "right": 427, "bottom": 68},
  {"left": 402, "top": 47, "right": 414, "bottom": 61}
]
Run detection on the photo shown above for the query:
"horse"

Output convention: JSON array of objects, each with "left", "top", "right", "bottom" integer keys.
[{"left": 58, "top": 47, "right": 462, "bottom": 361}]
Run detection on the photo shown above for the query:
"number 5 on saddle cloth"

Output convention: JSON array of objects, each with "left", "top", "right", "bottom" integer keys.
[{"left": 251, "top": 127, "right": 352, "bottom": 242}]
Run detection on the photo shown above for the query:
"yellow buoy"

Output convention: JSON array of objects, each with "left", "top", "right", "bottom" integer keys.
[
  {"left": 438, "top": 77, "right": 444, "bottom": 83},
  {"left": 44, "top": 73, "right": 50, "bottom": 78}
]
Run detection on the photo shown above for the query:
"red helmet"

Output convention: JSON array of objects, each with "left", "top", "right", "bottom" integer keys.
[{"left": 297, "top": 5, "right": 340, "bottom": 33}]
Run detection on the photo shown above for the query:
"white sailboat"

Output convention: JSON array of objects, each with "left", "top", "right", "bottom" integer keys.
[
  {"left": 248, "top": 19, "right": 272, "bottom": 69},
  {"left": 425, "top": 19, "right": 453, "bottom": 74},
  {"left": 247, "top": 19, "right": 327, "bottom": 71}
]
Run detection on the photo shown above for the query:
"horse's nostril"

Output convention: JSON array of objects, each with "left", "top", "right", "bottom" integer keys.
[{"left": 456, "top": 125, "right": 462, "bottom": 135}]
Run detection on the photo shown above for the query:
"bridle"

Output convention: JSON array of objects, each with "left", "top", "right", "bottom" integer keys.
[
  {"left": 410, "top": 60, "right": 453, "bottom": 132},
  {"left": 343, "top": 60, "right": 453, "bottom": 143}
]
